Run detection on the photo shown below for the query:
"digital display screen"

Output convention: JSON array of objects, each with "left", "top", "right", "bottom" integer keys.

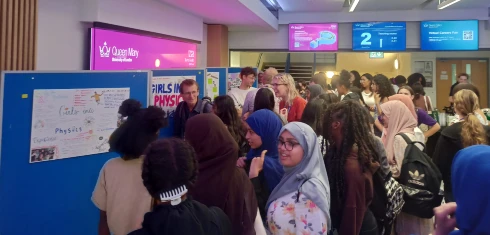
[
  {"left": 90, "top": 28, "right": 197, "bottom": 70},
  {"left": 420, "top": 20, "right": 479, "bottom": 51},
  {"left": 289, "top": 23, "right": 338, "bottom": 51},
  {"left": 352, "top": 22, "right": 406, "bottom": 51}
]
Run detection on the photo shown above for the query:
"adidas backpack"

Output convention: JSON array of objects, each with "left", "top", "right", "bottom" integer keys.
[{"left": 397, "top": 133, "right": 443, "bottom": 219}]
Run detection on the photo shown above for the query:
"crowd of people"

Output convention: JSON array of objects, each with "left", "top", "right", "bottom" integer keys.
[{"left": 91, "top": 67, "right": 490, "bottom": 235}]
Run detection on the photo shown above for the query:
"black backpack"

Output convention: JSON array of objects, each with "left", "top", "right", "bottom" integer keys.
[{"left": 397, "top": 133, "right": 443, "bottom": 219}]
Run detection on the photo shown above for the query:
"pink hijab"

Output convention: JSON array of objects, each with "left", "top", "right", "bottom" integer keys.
[
  {"left": 388, "top": 94, "right": 417, "bottom": 120},
  {"left": 380, "top": 100, "right": 418, "bottom": 163}
]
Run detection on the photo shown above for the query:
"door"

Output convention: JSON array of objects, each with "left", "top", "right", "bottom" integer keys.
[{"left": 435, "top": 59, "right": 488, "bottom": 110}]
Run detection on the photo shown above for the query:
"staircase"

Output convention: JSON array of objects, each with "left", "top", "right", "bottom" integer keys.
[
  {"left": 288, "top": 65, "right": 313, "bottom": 81},
  {"left": 262, "top": 63, "right": 285, "bottom": 73}
]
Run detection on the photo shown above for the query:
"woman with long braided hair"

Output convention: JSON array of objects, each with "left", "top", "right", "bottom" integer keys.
[{"left": 323, "top": 100, "right": 380, "bottom": 235}]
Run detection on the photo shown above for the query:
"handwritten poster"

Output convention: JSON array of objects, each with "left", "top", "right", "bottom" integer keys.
[
  {"left": 228, "top": 72, "right": 241, "bottom": 92},
  {"left": 152, "top": 76, "right": 196, "bottom": 118},
  {"left": 206, "top": 72, "right": 219, "bottom": 99},
  {"left": 30, "top": 88, "right": 130, "bottom": 163}
]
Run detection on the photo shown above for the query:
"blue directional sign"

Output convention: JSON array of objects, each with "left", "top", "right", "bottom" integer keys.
[{"left": 353, "top": 22, "right": 406, "bottom": 51}]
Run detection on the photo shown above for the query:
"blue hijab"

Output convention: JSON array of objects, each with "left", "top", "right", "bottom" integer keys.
[
  {"left": 246, "top": 109, "right": 284, "bottom": 192},
  {"left": 450, "top": 145, "right": 490, "bottom": 235}
]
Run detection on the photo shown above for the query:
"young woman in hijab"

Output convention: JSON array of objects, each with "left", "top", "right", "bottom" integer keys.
[
  {"left": 387, "top": 94, "right": 436, "bottom": 141},
  {"left": 433, "top": 90, "right": 490, "bottom": 203},
  {"left": 273, "top": 73, "right": 307, "bottom": 122},
  {"left": 433, "top": 145, "right": 490, "bottom": 235},
  {"left": 397, "top": 86, "right": 441, "bottom": 138},
  {"left": 213, "top": 95, "right": 249, "bottom": 158},
  {"left": 129, "top": 138, "right": 232, "bottom": 235},
  {"left": 305, "top": 84, "right": 324, "bottom": 101},
  {"left": 241, "top": 109, "right": 285, "bottom": 220},
  {"left": 185, "top": 114, "right": 259, "bottom": 235},
  {"left": 380, "top": 100, "right": 432, "bottom": 235},
  {"left": 324, "top": 100, "right": 380, "bottom": 235},
  {"left": 92, "top": 99, "right": 168, "bottom": 235},
  {"left": 267, "top": 122, "right": 331, "bottom": 235}
]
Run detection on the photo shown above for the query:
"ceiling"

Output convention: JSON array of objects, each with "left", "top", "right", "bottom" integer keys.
[
  {"left": 159, "top": 0, "right": 277, "bottom": 30},
  {"left": 276, "top": 0, "right": 490, "bottom": 12}
]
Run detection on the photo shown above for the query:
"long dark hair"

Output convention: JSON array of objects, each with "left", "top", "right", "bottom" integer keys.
[
  {"left": 323, "top": 100, "right": 379, "bottom": 225},
  {"left": 254, "top": 88, "right": 275, "bottom": 112},
  {"left": 407, "top": 73, "right": 427, "bottom": 87},
  {"left": 350, "top": 70, "right": 362, "bottom": 89},
  {"left": 213, "top": 95, "right": 246, "bottom": 146},
  {"left": 109, "top": 99, "right": 168, "bottom": 160},
  {"left": 301, "top": 98, "right": 327, "bottom": 136},
  {"left": 361, "top": 73, "right": 374, "bottom": 96},
  {"left": 373, "top": 74, "right": 395, "bottom": 101},
  {"left": 412, "top": 82, "right": 426, "bottom": 100}
]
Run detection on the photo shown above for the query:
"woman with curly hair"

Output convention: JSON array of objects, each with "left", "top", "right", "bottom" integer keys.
[
  {"left": 350, "top": 70, "right": 362, "bottom": 90},
  {"left": 323, "top": 100, "right": 380, "bottom": 235},
  {"left": 213, "top": 95, "right": 249, "bottom": 158},
  {"left": 129, "top": 138, "right": 232, "bottom": 235},
  {"left": 372, "top": 74, "right": 395, "bottom": 135},
  {"left": 92, "top": 99, "right": 168, "bottom": 235}
]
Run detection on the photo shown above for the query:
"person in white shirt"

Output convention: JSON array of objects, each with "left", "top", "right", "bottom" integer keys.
[
  {"left": 228, "top": 67, "right": 257, "bottom": 116},
  {"left": 242, "top": 67, "right": 279, "bottom": 120}
]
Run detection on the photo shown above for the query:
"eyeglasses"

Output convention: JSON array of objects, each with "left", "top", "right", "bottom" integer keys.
[
  {"left": 272, "top": 83, "right": 287, "bottom": 87},
  {"left": 182, "top": 91, "right": 198, "bottom": 96},
  {"left": 278, "top": 139, "right": 299, "bottom": 151}
]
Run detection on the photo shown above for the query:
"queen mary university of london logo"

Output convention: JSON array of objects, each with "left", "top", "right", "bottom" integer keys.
[{"left": 99, "top": 42, "right": 139, "bottom": 63}]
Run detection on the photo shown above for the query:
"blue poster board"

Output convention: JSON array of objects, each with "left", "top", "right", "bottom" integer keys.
[
  {"left": 0, "top": 71, "right": 150, "bottom": 235},
  {"left": 352, "top": 22, "right": 406, "bottom": 51},
  {"left": 227, "top": 67, "right": 259, "bottom": 92},
  {"left": 206, "top": 67, "right": 228, "bottom": 96},
  {"left": 151, "top": 69, "right": 205, "bottom": 138}
]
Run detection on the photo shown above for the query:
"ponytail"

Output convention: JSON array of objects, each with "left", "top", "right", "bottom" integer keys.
[
  {"left": 454, "top": 89, "right": 488, "bottom": 147},
  {"left": 461, "top": 113, "right": 487, "bottom": 147}
]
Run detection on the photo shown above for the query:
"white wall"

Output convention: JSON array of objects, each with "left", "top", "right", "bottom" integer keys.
[
  {"left": 37, "top": 0, "right": 89, "bottom": 70},
  {"left": 37, "top": 0, "right": 206, "bottom": 70},
  {"left": 197, "top": 24, "right": 207, "bottom": 68},
  {"left": 229, "top": 21, "right": 490, "bottom": 50}
]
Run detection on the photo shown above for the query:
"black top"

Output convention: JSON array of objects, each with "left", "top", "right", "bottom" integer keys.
[
  {"left": 432, "top": 122, "right": 490, "bottom": 202},
  {"left": 449, "top": 82, "right": 459, "bottom": 97},
  {"left": 173, "top": 99, "right": 213, "bottom": 139},
  {"left": 342, "top": 92, "right": 360, "bottom": 102},
  {"left": 128, "top": 199, "right": 232, "bottom": 235},
  {"left": 250, "top": 171, "right": 270, "bottom": 222}
]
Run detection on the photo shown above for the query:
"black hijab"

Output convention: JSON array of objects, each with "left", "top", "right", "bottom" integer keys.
[{"left": 185, "top": 114, "right": 258, "bottom": 235}]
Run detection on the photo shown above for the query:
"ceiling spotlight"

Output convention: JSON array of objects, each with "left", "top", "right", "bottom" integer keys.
[
  {"left": 438, "top": 0, "right": 461, "bottom": 10},
  {"left": 349, "top": 0, "right": 360, "bottom": 12},
  {"left": 266, "top": 0, "right": 276, "bottom": 7}
]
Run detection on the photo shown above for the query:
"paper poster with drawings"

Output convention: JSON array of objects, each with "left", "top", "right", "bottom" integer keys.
[
  {"left": 413, "top": 61, "right": 434, "bottom": 87},
  {"left": 152, "top": 76, "right": 195, "bottom": 118},
  {"left": 206, "top": 72, "right": 219, "bottom": 99},
  {"left": 227, "top": 72, "right": 241, "bottom": 92},
  {"left": 30, "top": 88, "right": 130, "bottom": 163}
]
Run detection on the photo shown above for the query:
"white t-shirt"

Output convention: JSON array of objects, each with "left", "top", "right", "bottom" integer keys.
[
  {"left": 228, "top": 87, "right": 257, "bottom": 109},
  {"left": 362, "top": 91, "right": 376, "bottom": 107}
]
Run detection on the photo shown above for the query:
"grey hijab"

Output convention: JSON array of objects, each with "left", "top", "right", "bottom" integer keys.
[{"left": 267, "top": 122, "right": 331, "bottom": 229}]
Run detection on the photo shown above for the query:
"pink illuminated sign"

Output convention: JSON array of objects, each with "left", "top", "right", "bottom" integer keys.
[
  {"left": 90, "top": 28, "right": 197, "bottom": 70},
  {"left": 289, "top": 23, "right": 338, "bottom": 51}
]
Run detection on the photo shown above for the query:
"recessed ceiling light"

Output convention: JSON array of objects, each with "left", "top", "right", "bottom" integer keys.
[
  {"left": 438, "top": 0, "right": 461, "bottom": 10},
  {"left": 349, "top": 0, "right": 360, "bottom": 12}
]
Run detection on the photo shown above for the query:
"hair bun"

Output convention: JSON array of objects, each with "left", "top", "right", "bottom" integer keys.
[{"left": 119, "top": 99, "right": 142, "bottom": 117}]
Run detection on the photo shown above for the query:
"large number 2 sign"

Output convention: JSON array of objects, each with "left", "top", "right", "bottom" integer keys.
[{"left": 360, "top": 32, "right": 383, "bottom": 48}]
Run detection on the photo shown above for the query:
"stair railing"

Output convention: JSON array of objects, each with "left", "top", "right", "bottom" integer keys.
[
  {"left": 256, "top": 53, "right": 263, "bottom": 69},
  {"left": 285, "top": 53, "right": 291, "bottom": 73}
]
